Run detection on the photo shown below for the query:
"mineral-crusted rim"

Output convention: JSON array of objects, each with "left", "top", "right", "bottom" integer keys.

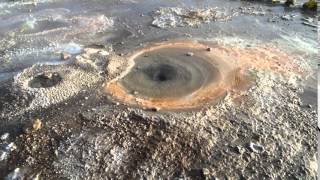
[{"left": 104, "top": 40, "right": 246, "bottom": 110}]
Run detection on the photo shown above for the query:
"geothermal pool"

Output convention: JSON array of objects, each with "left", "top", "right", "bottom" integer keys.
[
  {"left": 0, "top": 0, "right": 318, "bottom": 179},
  {"left": 106, "top": 41, "right": 239, "bottom": 110}
]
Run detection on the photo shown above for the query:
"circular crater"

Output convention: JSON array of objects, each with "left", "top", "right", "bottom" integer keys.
[
  {"left": 28, "top": 72, "right": 62, "bottom": 88},
  {"left": 147, "top": 64, "right": 177, "bottom": 82},
  {"left": 105, "top": 41, "right": 245, "bottom": 110}
]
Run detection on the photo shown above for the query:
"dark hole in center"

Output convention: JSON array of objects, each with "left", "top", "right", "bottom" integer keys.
[
  {"left": 154, "top": 71, "right": 169, "bottom": 81},
  {"left": 144, "top": 64, "right": 177, "bottom": 82}
]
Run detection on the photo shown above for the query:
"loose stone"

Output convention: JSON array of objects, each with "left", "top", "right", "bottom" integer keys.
[{"left": 186, "top": 52, "right": 194, "bottom": 56}]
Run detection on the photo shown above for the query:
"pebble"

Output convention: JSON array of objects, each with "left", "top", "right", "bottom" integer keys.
[
  {"left": 60, "top": 52, "right": 71, "bottom": 60},
  {"left": 1, "top": 133, "right": 9, "bottom": 141},
  {"left": 284, "top": 0, "right": 294, "bottom": 6},
  {"left": 281, "top": 14, "right": 291, "bottom": 21},
  {"left": 234, "top": 146, "right": 246, "bottom": 154},
  {"left": 307, "top": 104, "right": 312, "bottom": 108},
  {"left": 32, "top": 119, "right": 42, "bottom": 131},
  {"left": 33, "top": 173, "right": 41, "bottom": 180},
  {"left": 83, "top": 48, "right": 97, "bottom": 55},
  {"left": 0, "top": 151, "right": 7, "bottom": 161},
  {"left": 186, "top": 52, "right": 194, "bottom": 56},
  {"left": 148, "top": 107, "right": 161, "bottom": 112},
  {"left": 249, "top": 142, "right": 265, "bottom": 153},
  {"left": 98, "top": 51, "right": 110, "bottom": 56},
  {"left": 302, "top": 17, "right": 313, "bottom": 23},
  {"left": 203, "top": 168, "right": 210, "bottom": 175},
  {"left": 133, "top": 91, "right": 139, "bottom": 95},
  {"left": 7, "top": 142, "right": 17, "bottom": 151}
]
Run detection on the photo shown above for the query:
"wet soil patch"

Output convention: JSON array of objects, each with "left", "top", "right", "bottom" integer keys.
[{"left": 28, "top": 72, "right": 62, "bottom": 88}]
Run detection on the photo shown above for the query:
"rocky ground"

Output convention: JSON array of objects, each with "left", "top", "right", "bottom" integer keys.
[{"left": 0, "top": 0, "right": 318, "bottom": 179}]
